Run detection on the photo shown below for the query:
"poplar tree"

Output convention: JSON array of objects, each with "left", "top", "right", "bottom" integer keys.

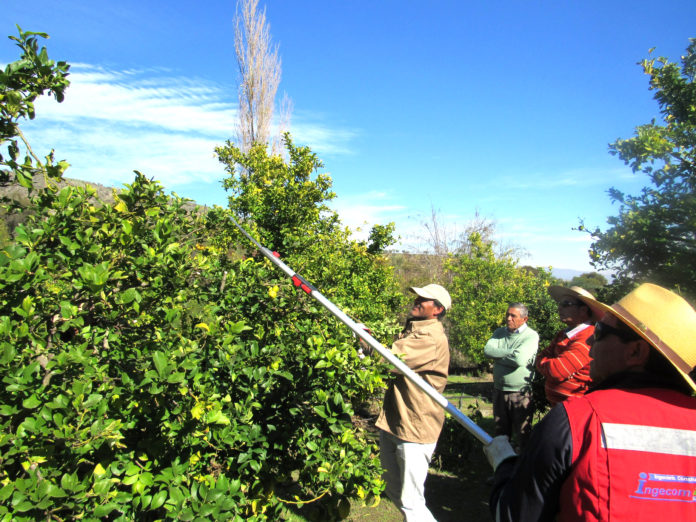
[{"left": 233, "top": 0, "right": 284, "bottom": 152}]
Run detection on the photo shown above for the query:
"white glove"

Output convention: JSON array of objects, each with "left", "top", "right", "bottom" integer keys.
[{"left": 483, "top": 435, "right": 517, "bottom": 470}]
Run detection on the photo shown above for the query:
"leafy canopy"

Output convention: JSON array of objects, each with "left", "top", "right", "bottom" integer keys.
[
  {"left": 0, "top": 27, "right": 70, "bottom": 190},
  {"left": 588, "top": 38, "right": 696, "bottom": 300},
  {"left": 0, "top": 28, "right": 404, "bottom": 520},
  {"left": 444, "top": 233, "right": 558, "bottom": 366}
]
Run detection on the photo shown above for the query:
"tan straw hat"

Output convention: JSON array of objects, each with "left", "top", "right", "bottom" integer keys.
[
  {"left": 547, "top": 285, "right": 605, "bottom": 321},
  {"left": 585, "top": 283, "right": 696, "bottom": 393},
  {"left": 410, "top": 284, "right": 451, "bottom": 310}
]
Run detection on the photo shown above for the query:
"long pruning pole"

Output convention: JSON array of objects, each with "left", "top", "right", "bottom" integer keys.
[{"left": 230, "top": 216, "right": 493, "bottom": 446}]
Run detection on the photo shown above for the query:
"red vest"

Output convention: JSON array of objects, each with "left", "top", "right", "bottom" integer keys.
[{"left": 560, "top": 387, "right": 696, "bottom": 521}]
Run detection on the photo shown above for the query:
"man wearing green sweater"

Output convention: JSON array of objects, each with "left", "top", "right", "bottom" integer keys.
[{"left": 484, "top": 303, "right": 539, "bottom": 452}]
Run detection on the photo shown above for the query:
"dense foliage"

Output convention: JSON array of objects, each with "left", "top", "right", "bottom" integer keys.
[
  {"left": 588, "top": 38, "right": 696, "bottom": 301},
  {"left": 0, "top": 30, "right": 407, "bottom": 520},
  {"left": 444, "top": 233, "right": 559, "bottom": 367},
  {"left": 565, "top": 272, "right": 608, "bottom": 295},
  {"left": 215, "top": 135, "right": 404, "bottom": 332},
  {"left": 0, "top": 27, "right": 69, "bottom": 189}
]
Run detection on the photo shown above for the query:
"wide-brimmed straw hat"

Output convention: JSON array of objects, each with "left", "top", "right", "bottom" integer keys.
[
  {"left": 410, "top": 284, "right": 451, "bottom": 310},
  {"left": 579, "top": 283, "right": 696, "bottom": 393},
  {"left": 547, "top": 285, "right": 604, "bottom": 321}
]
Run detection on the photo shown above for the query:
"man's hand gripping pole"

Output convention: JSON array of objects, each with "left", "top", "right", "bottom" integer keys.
[{"left": 229, "top": 215, "right": 493, "bottom": 446}]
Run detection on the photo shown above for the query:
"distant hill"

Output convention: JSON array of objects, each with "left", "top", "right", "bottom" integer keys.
[
  {"left": 551, "top": 268, "right": 585, "bottom": 282},
  {"left": 0, "top": 176, "right": 121, "bottom": 239},
  {"left": 0, "top": 176, "right": 199, "bottom": 240}
]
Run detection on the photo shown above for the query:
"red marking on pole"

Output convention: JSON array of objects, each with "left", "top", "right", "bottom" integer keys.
[
  {"left": 272, "top": 251, "right": 280, "bottom": 258},
  {"left": 291, "top": 275, "right": 312, "bottom": 295}
]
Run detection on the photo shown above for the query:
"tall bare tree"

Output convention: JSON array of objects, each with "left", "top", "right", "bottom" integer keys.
[{"left": 233, "top": 0, "right": 284, "bottom": 152}]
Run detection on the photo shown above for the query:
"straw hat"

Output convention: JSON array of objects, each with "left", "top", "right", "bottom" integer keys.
[
  {"left": 547, "top": 285, "right": 604, "bottom": 321},
  {"left": 410, "top": 284, "right": 451, "bottom": 310},
  {"left": 578, "top": 283, "right": 696, "bottom": 392}
]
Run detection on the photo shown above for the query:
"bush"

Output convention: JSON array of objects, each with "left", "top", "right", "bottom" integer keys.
[{"left": 1, "top": 30, "right": 404, "bottom": 520}]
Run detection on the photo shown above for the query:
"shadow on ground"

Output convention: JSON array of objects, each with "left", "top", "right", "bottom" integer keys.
[{"left": 425, "top": 448, "right": 492, "bottom": 522}]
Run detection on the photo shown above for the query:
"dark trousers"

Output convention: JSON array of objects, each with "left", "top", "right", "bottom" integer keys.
[{"left": 492, "top": 388, "right": 534, "bottom": 452}]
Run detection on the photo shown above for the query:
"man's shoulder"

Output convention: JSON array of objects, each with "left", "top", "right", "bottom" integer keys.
[
  {"left": 564, "top": 385, "right": 696, "bottom": 424},
  {"left": 520, "top": 325, "right": 539, "bottom": 340},
  {"left": 416, "top": 319, "right": 446, "bottom": 335}
]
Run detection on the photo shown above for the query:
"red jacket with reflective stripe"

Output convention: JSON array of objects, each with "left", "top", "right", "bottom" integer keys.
[{"left": 560, "top": 387, "right": 696, "bottom": 521}]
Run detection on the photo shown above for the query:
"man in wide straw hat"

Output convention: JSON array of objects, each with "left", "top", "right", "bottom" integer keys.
[
  {"left": 536, "top": 286, "right": 605, "bottom": 406},
  {"left": 484, "top": 283, "right": 696, "bottom": 521}
]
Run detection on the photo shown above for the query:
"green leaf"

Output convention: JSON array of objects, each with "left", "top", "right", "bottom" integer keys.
[
  {"left": 93, "top": 503, "right": 117, "bottom": 518},
  {"left": 83, "top": 393, "right": 103, "bottom": 409},
  {"left": 150, "top": 489, "right": 167, "bottom": 510},
  {"left": 14, "top": 501, "right": 34, "bottom": 513},
  {"left": 60, "top": 473, "right": 79, "bottom": 492},
  {"left": 22, "top": 395, "right": 41, "bottom": 409},
  {"left": 0, "top": 484, "right": 14, "bottom": 502},
  {"left": 152, "top": 351, "right": 168, "bottom": 378},
  {"left": 166, "top": 372, "right": 185, "bottom": 384},
  {"left": 0, "top": 344, "right": 16, "bottom": 364},
  {"left": 16, "top": 170, "right": 33, "bottom": 189},
  {"left": 206, "top": 410, "right": 230, "bottom": 425}
]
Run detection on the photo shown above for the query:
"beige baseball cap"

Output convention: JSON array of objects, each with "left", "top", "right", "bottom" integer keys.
[{"left": 410, "top": 284, "right": 451, "bottom": 310}]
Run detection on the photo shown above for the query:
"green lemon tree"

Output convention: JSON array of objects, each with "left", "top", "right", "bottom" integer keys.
[
  {"left": 587, "top": 38, "right": 696, "bottom": 300},
  {"left": 0, "top": 29, "right": 404, "bottom": 520},
  {"left": 444, "top": 233, "right": 558, "bottom": 421},
  {"left": 0, "top": 26, "right": 70, "bottom": 190},
  {"left": 444, "top": 233, "right": 558, "bottom": 368}
]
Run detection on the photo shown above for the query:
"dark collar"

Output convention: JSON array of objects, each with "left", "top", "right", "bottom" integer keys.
[{"left": 588, "top": 370, "right": 687, "bottom": 394}]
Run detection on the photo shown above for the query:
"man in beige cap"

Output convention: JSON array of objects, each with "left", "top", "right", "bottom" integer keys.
[
  {"left": 484, "top": 283, "right": 696, "bottom": 521},
  {"left": 370, "top": 283, "right": 451, "bottom": 522},
  {"left": 535, "top": 286, "right": 604, "bottom": 406}
]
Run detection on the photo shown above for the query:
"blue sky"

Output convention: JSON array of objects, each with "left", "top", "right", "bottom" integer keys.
[{"left": 2, "top": 1, "right": 695, "bottom": 274}]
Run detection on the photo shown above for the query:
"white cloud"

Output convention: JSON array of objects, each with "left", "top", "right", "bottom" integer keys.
[
  {"left": 469, "top": 166, "right": 641, "bottom": 199},
  {"left": 291, "top": 119, "right": 359, "bottom": 156},
  {"left": 18, "top": 63, "right": 358, "bottom": 193},
  {"left": 330, "top": 190, "right": 406, "bottom": 237},
  {"left": 33, "top": 65, "right": 238, "bottom": 135}
]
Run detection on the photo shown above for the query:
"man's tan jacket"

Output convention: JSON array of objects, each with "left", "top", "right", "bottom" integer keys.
[{"left": 375, "top": 318, "right": 450, "bottom": 444}]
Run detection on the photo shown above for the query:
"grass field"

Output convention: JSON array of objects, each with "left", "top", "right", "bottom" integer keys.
[{"left": 283, "top": 373, "right": 498, "bottom": 521}]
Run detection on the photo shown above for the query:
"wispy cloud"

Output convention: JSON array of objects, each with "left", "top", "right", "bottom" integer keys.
[
  {"left": 19, "top": 64, "right": 358, "bottom": 193},
  {"left": 330, "top": 190, "right": 406, "bottom": 236}
]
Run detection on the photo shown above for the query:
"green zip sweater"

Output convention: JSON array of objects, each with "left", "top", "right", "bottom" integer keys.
[{"left": 484, "top": 325, "right": 539, "bottom": 392}]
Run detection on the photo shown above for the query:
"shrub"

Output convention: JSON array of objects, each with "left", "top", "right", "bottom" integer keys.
[{"left": 1, "top": 29, "right": 403, "bottom": 520}]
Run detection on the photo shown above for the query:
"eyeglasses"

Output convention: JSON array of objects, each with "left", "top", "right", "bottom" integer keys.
[
  {"left": 559, "top": 300, "right": 580, "bottom": 308},
  {"left": 594, "top": 321, "right": 641, "bottom": 343}
]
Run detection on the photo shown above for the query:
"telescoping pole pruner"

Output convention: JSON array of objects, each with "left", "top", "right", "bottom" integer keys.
[{"left": 230, "top": 216, "right": 493, "bottom": 446}]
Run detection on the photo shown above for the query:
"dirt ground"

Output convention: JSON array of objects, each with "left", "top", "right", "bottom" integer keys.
[{"left": 425, "top": 454, "right": 493, "bottom": 521}]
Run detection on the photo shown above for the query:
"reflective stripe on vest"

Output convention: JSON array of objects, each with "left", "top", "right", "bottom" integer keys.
[
  {"left": 560, "top": 387, "right": 696, "bottom": 522},
  {"left": 602, "top": 423, "right": 696, "bottom": 457}
]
